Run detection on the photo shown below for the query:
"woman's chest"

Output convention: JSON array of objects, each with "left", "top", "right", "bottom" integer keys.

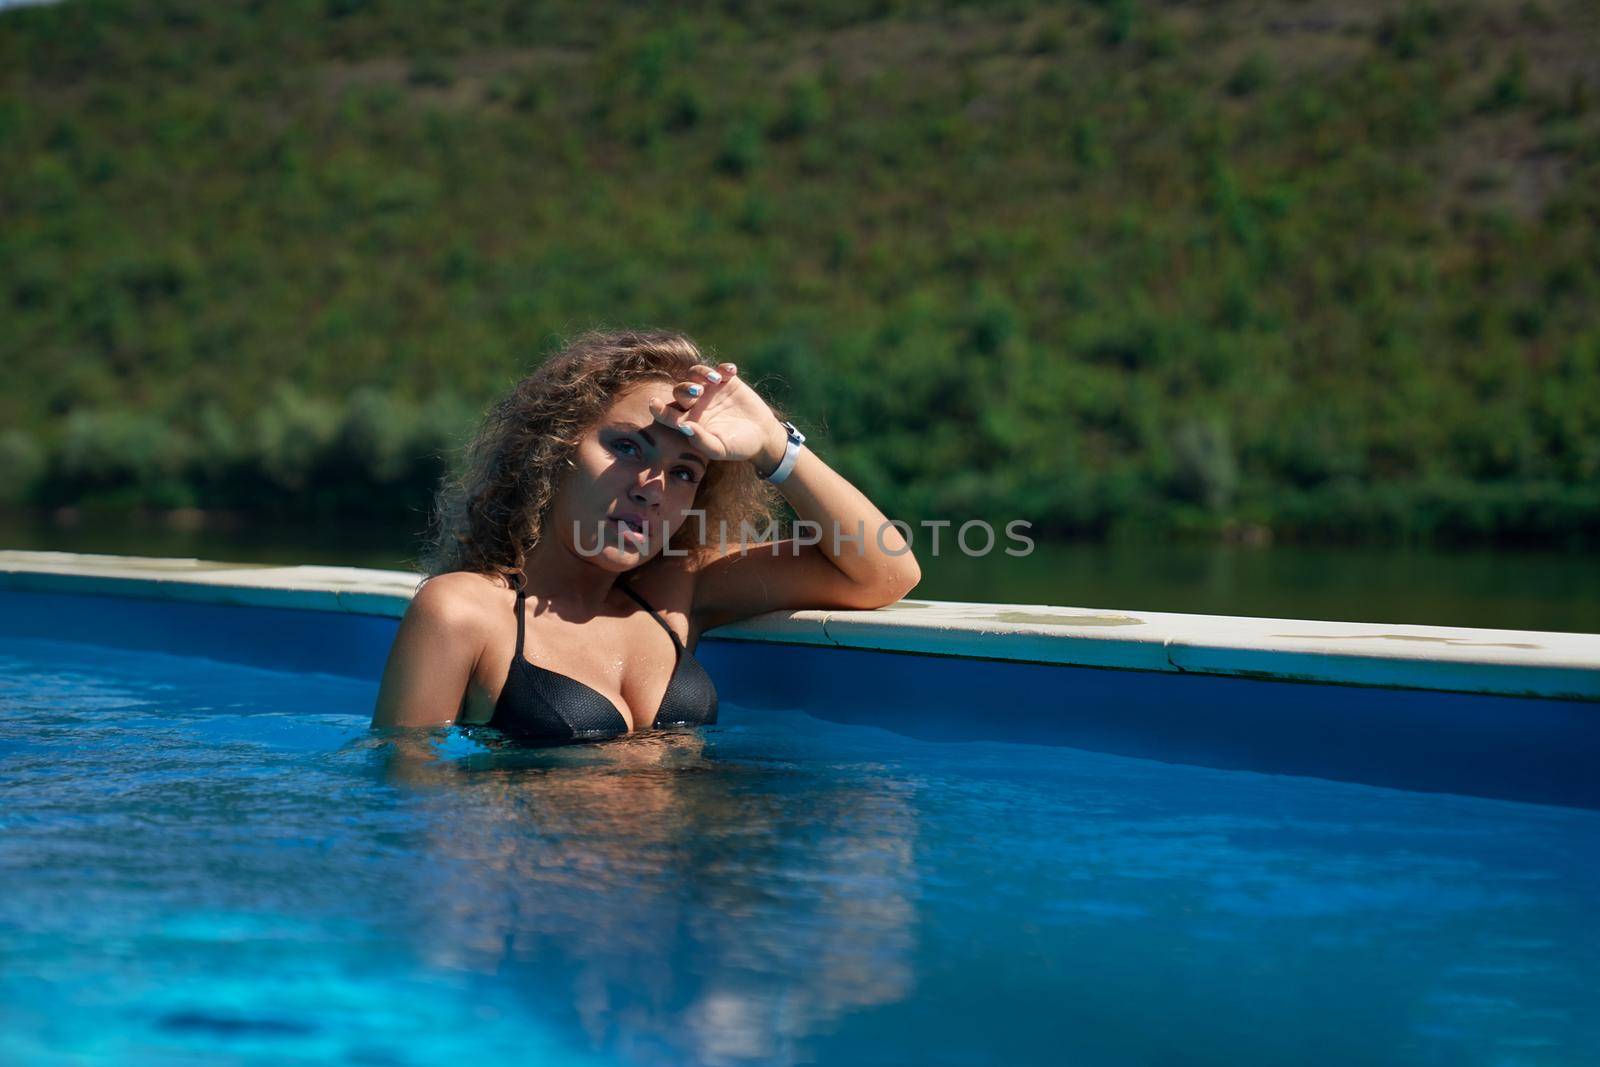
[{"left": 460, "top": 612, "right": 680, "bottom": 730}]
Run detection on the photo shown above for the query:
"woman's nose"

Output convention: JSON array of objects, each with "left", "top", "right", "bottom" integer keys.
[{"left": 628, "top": 467, "right": 667, "bottom": 504}]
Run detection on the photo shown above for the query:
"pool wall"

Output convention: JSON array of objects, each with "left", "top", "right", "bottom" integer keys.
[{"left": 4, "top": 550, "right": 1598, "bottom": 808}]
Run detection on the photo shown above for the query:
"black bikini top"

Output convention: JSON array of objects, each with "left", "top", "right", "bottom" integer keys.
[{"left": 486, "top": 578, "right": 718, "bottom": 744}]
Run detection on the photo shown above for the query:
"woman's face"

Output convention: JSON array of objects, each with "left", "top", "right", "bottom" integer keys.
[{"left": 548, "top": 380, "right": 709, "bottom": 571}]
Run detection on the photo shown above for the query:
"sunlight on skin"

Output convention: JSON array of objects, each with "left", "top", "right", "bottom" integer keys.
[{"left": 371, "top": 355, "right": 919, "bottom": 734}]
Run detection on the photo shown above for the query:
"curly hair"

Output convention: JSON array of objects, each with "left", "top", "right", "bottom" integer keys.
[{"left": 421, "top": 328, "right": 782, "bottom": 583}]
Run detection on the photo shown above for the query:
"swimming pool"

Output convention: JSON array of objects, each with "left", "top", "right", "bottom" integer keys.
[{"left": 2, "top": 557, "right": 1598, "bottom": 1065}]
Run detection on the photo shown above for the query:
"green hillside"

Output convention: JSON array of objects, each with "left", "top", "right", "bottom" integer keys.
[{"left": 3, "top": 0, "right": 1598, "bottom": 544}]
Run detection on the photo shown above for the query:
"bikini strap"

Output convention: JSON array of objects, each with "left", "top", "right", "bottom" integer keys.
[
  {"left": 618, "top": 580, "right": 685, "bottom": 653},
  {"left": 512, "top": 582, "right": 527, "bottom": 663}
]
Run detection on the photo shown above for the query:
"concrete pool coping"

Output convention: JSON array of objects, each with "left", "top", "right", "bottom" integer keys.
[{"left": 2, "top": 549, "right": 1597, "bottom": 702}]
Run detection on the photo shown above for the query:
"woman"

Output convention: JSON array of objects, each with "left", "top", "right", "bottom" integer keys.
[{"left": 371, "top": 328, "right": 920, "bottom": 740}]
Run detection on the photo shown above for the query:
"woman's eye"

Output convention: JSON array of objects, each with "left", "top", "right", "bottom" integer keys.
[
  {"left": 673, "top": 468, "right": 700, "bottom": 484},
  {"left": 612, "top": 439, "right": 641, "bottom": 458}
]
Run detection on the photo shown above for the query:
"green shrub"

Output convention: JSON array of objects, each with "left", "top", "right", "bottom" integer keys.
[
  {"left": 0, "top": 0, "right": 1594, "bottom": 546},
  {"left": 1226, "top": 52, "right": 1273, "bottom": 97},
  {"left": 715, "top": 118, "right": 763, "bottom": 175},
  {"left": 1479, "top": 51, "right": 1529, "bottom": 111},
  {"left": 1101, "top": 0, "right": 1137, "bottom": 47},
  {"left": 407, "top": 54, "right": 455, "bottom": 88},
  {"left": 1376, "top": 3, "right": 1448, "bottom": 59},
  {"left": 0, "top": 430, "right": 45, "bottom": 505},
  {"left": 250, "top": 386, "right": 342, "bottom": 492}
]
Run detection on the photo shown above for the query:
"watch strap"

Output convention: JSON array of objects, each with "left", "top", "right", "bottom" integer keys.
[{"left": 764, "top": 421, "right": 806, "bottom": 484}]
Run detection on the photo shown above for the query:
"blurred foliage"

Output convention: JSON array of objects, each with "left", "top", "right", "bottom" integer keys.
[{"left": 2, "top": 0, "right": 1598, "bottom": 544}]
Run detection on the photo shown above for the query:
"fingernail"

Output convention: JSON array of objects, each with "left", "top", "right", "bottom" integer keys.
[
  {"left": 681, "top": 423, "right": 695, "bottom": 437},
  {"left": 706, "top": 371, "right": 723, "bottom": 383},
  {"left": 724, "top": 363, "right": 737, "bottom": 375},
  {"left": 686, "top": 383, "right": 703, "bottom": 397}
]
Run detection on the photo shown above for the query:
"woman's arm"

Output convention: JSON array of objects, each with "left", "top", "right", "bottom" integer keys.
[
  {"left": 691, "top": 442, "right": 921, "bottom": 628},
  {"left": 371, "top": 575, "right": 486, "bottom": 728},
  {"left": 650, "top": 362, "right": 921, "bottom": 630}
]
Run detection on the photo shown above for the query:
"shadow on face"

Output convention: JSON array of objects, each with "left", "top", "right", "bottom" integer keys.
[{"left": 545, "top": 381, "right": 711, "bottom": 572}]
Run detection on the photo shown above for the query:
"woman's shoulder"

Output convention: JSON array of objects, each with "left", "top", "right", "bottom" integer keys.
[{"left": 407, "top": 571, "right": 511, "bottom": 633}]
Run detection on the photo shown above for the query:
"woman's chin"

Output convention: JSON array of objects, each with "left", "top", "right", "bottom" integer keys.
[{"left": 592, "top": 542, "right": 653, "bottom": 569}]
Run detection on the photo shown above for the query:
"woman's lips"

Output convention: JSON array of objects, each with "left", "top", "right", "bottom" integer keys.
[{"left": 611, "top": 514, "right": 648, "bottom": 549}]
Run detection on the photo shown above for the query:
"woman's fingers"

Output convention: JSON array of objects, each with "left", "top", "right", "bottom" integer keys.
[
  {"left": 671, "top": 361, "right": 738, "bottom": 413},
  {"left": 680, "top": 420, "right": 726, "bottom": 459},
  {"left": 647, "top": 397, "right": 694, "bottom": 437},
  {"left": 652, "top": 361, "right": 739, "bottom": 452},
  {"left": 673, "top": 380, "right": 706, "bottom": 407},
  {"left": 688, "top": 362, "right": 737, "bottom": 385}
]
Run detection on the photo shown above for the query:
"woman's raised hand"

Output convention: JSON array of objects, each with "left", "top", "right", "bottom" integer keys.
[{"left": 648, "top": 362, "right": 787, "bottom": 468}]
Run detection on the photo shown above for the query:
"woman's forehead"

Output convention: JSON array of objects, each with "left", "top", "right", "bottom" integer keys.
[{"left": 606, "top": 380, "right": 675, "bottom": 421}]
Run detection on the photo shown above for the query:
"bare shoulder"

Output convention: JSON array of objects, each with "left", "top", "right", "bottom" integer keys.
[
  {"left": 406, "top": 570, "right": 508, "bottom": 633},
  {"left": 373, "top": 571, "right": 511, "bottom": 729}
]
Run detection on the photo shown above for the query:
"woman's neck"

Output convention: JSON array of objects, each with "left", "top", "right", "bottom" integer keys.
[{"left": 518, "top": 540, "right": 629, "bottom": 617}]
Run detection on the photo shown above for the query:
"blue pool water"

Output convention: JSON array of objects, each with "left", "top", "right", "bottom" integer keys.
[{"left": 2, "top": 634, "right": 1598, "bottom": 1066}]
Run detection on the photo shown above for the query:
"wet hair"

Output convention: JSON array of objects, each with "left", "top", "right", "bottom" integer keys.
[{"left": 421, "top": 328, "right": 781, "bottom": 583}]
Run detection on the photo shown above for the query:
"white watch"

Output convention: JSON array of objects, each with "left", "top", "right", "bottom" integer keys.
[{"left": 762, "top": 421, "right": 806, "bottom": 484}]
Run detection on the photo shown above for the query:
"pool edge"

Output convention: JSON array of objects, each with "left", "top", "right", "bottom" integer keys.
[{"left": 2, "top": 549, "right": 1597, "bottom": 702}]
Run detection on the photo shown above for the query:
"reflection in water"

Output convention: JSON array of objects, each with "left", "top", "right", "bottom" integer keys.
[{"left": 376, "top": 729, "right": 918, "bottom": 1066}]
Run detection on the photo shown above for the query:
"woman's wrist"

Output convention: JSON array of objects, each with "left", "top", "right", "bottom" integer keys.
[{"left": 752, "top": 419, "right": 791, "bottom": 479}]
